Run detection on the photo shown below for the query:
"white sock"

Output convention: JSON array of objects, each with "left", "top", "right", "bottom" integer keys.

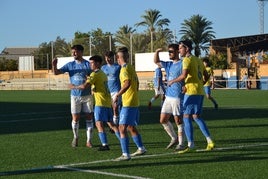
[
  {"left": 162, "top": 121, "right": 177, "bottom": 140},
  {"left": 72, "top": 120, "right": 79, "bottom": 139},
  {"left": 86, "top": 120, "right": 94, "bottom": 143},
  {"left": 177, "top": 124, "right": 184, "bottom": 145},
  {"left": 206, "top": 137, "right": 213, "bottom": 143},
  {"left": 188, "top": 142, "right": 194, "bottom": 149}
]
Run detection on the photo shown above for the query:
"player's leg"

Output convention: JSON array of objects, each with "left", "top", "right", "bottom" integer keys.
[
  {"left": 82, "top": 95, "right": 94, "bottom": 148},
  {"left": 94, "top": 106, "right": 110, "bottom": 151},
  {"left": 70, "top": 96, "right": 81, "bottom": 147},
  {"left": 160, "top": 97, "right": 178, "bottom": 149}
]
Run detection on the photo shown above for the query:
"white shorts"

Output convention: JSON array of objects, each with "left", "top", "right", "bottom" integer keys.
[
  {"left": 154, "top": 87, "right": 165, "bottom": 95},
  {"left": 161, "top": 96, "right": 182, "bottom": 116},
  {"left": 71, "top": 95, "right": 93, "bottom": 114}
]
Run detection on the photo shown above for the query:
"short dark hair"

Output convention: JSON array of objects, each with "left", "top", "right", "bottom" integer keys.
[
  {"left": 168, "top": 44, "right": 179, "bottom": 50},
  {"left": 117, "top": 47, "right": 128, "bottom": 53},
  {"left": 89, "top": 55, "right": 102, "bottom": 64},
  {"left": 202, "top": 57, "right": 209, "bottom": 64},
  {"left": 117, "top": 47, "right": 129, "bottom": 60},
  {"left": 179, "top": 40, "right": 193, "bottom": 50},
  {"left": 105, "top": 51, "right": 114, "bottom": 58},
  {"left": 71, "top": 44, "right": 84, "bottom": 52}
]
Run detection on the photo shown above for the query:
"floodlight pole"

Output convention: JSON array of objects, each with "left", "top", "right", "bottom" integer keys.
[
  {"left": 89, "top": 36, "right": 92, "bottom": 56},
  {"left": 109, "top": 35, "right": 112, "bottom": 51},
  {"left": 130, "top": 33, "right": 133, "bottom": 65}
]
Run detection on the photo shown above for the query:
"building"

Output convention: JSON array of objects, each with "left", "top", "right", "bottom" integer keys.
[{"left": 0, "top": 47, "right": 38, "bottom": 60}]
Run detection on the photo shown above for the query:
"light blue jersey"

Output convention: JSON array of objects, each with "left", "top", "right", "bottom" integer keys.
[
  {"left": 60, "top": 59, "right": 91, "bottom": 96},
  {"left": 161, "top": 60, "right": 184, "bottom": 98},
  {"left": 101, "top": 64, "right": 121, "bottom": 93}
]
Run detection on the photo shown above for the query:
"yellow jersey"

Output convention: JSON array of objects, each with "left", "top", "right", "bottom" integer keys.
[
  {"left": 204, "top": 66, "right": 213, "bottom": 87},
  {"left": 120, "top": 64, "right": 139, "bottom": 107},
  {"left": 183, "top": 56, "right": 205, "bottom": 95},
  {"left": 86, "top": 70, "right": 111, "bottom": 107}
]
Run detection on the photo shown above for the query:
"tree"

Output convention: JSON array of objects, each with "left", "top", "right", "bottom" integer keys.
[
  {"left": 135, "top": 9, "right": 170, "bottom": 52},
  {"left": 180, "top": 14, "right": 215, "bottom": 57},
  {"left": 209, "top": 53, "right": 229, "bottom": 69},
  {"left": 154, "top": 28, "right": 174, "bottom": 50},
  {"left": 0, "top": 58, "right": 18, "bottom": 71},
  {"left": 33, "top": 36, "right": 70, "bottom": 70},
  {"left": 73, "top": 32, "right": 90, "bottom": 55},
  {"left": 88, "top": 28, "right": 114, "bottom": 57},
  {"left": 115, "top": 25, "right": 136, "bottom": 49}
]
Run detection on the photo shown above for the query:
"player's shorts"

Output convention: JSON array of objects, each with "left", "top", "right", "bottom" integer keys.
[
  {"left": 204, "top": 86, "right": 211, "bottom": 95},
  {"left": 94, "top": 106, "right": 113, "bottom": 122},
  {"left": 183, "top": 95, "right": 204, "bottom": 115},
  {"left": 111, "top": 92, "right": 122, "bottom": 105},
  {"left": 71, "top": 95, "right": 93, "bottom": 114},
  {"left": 154, "top": 86, "right": 165, "bottom": 95},
  {"left": 161, "top": 96, "right": 182, "bottom": 116},
  {"left": 119, "top": 107, "right": 140, "bottom": 126}
]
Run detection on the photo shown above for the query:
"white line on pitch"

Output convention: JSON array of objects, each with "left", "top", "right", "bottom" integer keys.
[
  {"left": 53, "top": 143, "right": 268, "bottom": 178},
  {"left": 57, "top": 142, "right": 268, "bottom": 168},
  {"left": 54, "top": 166, "right": 151, "bottom": 179},
  {"left": 55, "top": 152, "right": 175, "bottom": 168},
  {"left": 196, "top": 143, "right": 268, "bottom": 152},
  {"left": 1, "top": 143, "right": 267, "bottom": 177}
]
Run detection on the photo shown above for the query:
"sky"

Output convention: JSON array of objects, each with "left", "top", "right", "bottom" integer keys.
[{"left": 0, "top": 0, "right": 267, "bottom": 51}]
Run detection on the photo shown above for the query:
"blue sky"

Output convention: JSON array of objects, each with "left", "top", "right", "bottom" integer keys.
[{"left": 0, "top": 0, "right": 267, "bottom": 51}]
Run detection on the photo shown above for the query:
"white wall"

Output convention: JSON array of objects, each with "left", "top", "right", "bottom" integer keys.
[
  {"left": 19, "top": 56, "right": 34, "bottom": 71},
  {"left": 56, "top": 56, "right": 90, "bottom": 69},
  {"left": 135, "top": 52, "right": 171, "bottom": 71}
]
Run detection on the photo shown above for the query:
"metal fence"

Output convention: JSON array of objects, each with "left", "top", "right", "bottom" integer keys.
[{"left": 0, "top": 78, "right": 267, "bottom": 90}]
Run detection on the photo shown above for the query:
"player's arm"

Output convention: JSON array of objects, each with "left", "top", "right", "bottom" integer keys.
[
  {"left": 114, "top": 79, "right": 130, "bottom": 103},
  {"left": 69, "top": 82, "right": 90, "bottom": 90},
  {"left": 154, "top": 48, "right": 162, "bottom": 67},
  {"left": 52, "top": 58, "right": 63, "bottom": 75},
  {"left": 167, "top": 69, "right": 188, "bottom": 86},
  {"left": 69, "top": 76, "right": 91, "bottom": 90}
]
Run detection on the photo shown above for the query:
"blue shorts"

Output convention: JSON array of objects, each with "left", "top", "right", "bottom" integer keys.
[
  {"left": 119, "top": 107, "right": 140, "bottom": 126},
  {"left": 183, "top": 95, "right": 204, "bottom": 115},
  {"left": 204, "top": 86, "right": 211, "bottom": 95},
  {"left": 94, "top": 106, "right": 113, "bottom": 122}
]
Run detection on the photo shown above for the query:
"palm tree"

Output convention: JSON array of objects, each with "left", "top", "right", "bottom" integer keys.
[
  {"left": 114, "top": 25, "right": 137, "bottom": 64},
  {"left": 114, "top": 25, "right": 136, "bottom": 49},
  {"left": 135, "top": 9, "right": 170, "bottom": 52},
  {"left": 154, "top": 28, "right": 174, "bottom": 49},
  {"left": 180, "top": 14, "right": 215, "bottom": 57}
]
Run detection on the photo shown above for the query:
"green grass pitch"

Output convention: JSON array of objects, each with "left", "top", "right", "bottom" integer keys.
[{"left": 0, "top": 89, "right": 267, "bottom": 178}]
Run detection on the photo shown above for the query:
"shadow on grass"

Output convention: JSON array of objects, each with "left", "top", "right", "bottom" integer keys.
[
  {"left": 0, "top": 167, "right": 66, "bottom": 177},
  {"left": 0, "top": 101, "right": 70, "bottom": 135},
  {"left": 0, "top": 102, "right": 268, "bottom": 135},
  {"left": 202, "top": 107, "right": 268, "bottom": 121}
]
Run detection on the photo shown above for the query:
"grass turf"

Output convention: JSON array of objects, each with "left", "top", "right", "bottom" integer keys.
[{"left": 0, "top": 89, "right": 267, "bottom": 178}]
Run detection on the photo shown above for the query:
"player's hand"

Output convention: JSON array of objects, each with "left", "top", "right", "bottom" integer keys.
[
  {"left": 182, "top": 86, "right": 187, "bottom": 93},
  {"left": 52, "top": 58, "right": 58, "bottom": 67},
  {"left": 113, "top": 94, "right": 119, "bottom": 104},
  {"left": 68, "top": 84, "right": 75, "bottom": 89},
  {"left": 167, "top": 80, "right": 173, "bottom": 87}
]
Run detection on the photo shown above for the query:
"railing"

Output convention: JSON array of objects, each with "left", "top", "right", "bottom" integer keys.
[{"left": 0, "top": 79, "right": 267, "bottom": 90}]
